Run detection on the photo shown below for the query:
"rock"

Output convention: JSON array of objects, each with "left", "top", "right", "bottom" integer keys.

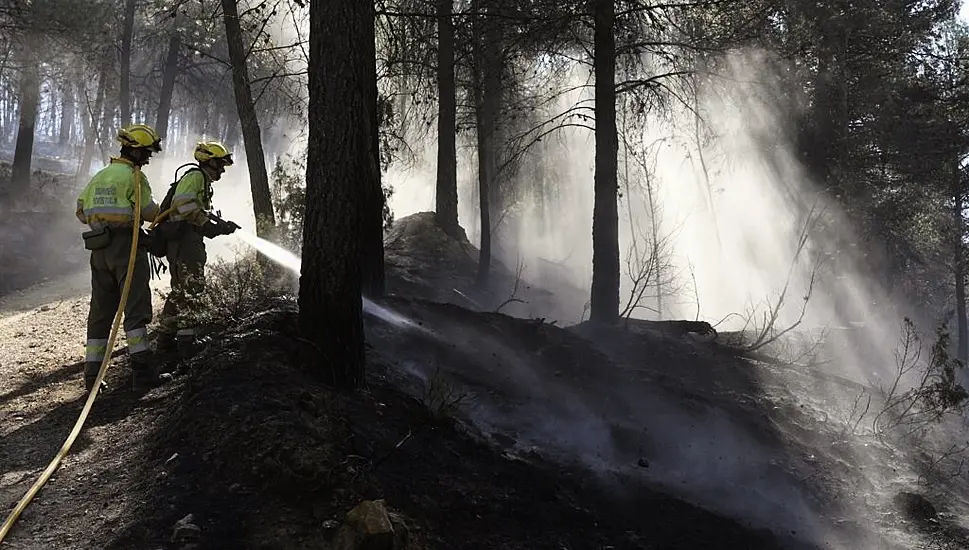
[
  {"left": 893, "top": 491, "right": 937, "bottom": 522},
  {"left": 334, "top": 500, "right": 395, "bottom": 550},
  {"left": 171, "top": 513, "right": 201, "bottom": 544}
]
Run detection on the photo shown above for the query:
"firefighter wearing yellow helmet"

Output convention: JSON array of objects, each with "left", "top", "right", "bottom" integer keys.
[
  {"left": 75, "top": 123, "right": 165, "bottom": 393},
  {"left": 155, "top": 140, "right": 240, "bottom": 357}
]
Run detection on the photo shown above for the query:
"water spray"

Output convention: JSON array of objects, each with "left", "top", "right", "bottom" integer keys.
[
  {"left": 231, "top": 231, "right": 427, "bottom": 333},
  {"left": 233, "top": 230, "right": 302, "bottom": 273}
]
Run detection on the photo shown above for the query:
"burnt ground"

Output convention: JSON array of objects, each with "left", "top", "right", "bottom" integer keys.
[
  {"left": 1, "top": 212, "right": 969, "bottom": 549},
  {"left": 102, "top": 303, "right": 798, "bottom": 550},
  {"left": 1, "top": 297, "right": 794, "bottom": 550}
]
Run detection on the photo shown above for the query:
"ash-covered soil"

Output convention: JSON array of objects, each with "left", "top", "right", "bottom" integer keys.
[{"left": 1, "top": 213, "right": 968, "bottom": 550}]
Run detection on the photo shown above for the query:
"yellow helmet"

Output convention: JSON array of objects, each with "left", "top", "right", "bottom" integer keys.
[
  {"left": 194, "top": 141, "right": 234, "bottom": 165},
  {"left": 117, "top": 123, "right": 162, "bottom": 151}
]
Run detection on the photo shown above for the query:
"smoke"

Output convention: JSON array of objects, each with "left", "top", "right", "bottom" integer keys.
[
  {"left": 378, "top": 48, "right": 955, "bottom": 548},
  {"left": 384, "top": 130, "right": 488, "bottom": 240},
  {"left": 372, "top": 302, "right": 842, "bottom": 548},
  {"left": 385, "top": 48, "right": 915, "bottom": 384}
]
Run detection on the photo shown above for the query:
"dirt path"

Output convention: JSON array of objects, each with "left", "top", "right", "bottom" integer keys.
[
  {"left": 0, "top": 273, "right": 174, "bottom": 549},
  {"left": 0, "top": 270, "right": 87, "bottom": 317}
]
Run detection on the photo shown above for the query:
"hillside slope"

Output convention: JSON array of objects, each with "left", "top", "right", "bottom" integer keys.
[{"left": 1, "top": 215, "right": 967, "bottom": 549}]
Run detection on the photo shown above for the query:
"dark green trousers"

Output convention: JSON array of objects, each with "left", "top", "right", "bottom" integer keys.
[
  {"left": 84, "top": 230, "right": 153, "bottom": 365},
  {"left": 159, "top": 228, "right": 207, "bottom": 340}
]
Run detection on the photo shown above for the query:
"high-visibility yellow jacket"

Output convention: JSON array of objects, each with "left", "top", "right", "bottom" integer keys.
[
  {"left": 76, "top": 157, "right": 159, "bottom": 229},
  {"left": 168, "top": 169, "right": 212, "bottom": 226}
]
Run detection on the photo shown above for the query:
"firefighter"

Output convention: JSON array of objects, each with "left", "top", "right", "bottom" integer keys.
[
  {"left": 155, "top": 141, "right": 239, "bottom": 356},
  {"left": 75, "top": 123, "right": 164, "bottom": 393}
]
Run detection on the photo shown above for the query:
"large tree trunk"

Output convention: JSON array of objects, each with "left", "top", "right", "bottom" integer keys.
[
  {"left": 79, "top": 66, "right": 108, "bottom": 177},
  {"left": 119, "top": 0, "right": 135, "bottom": 126},
  {"left": 953, "top": 160, "right": 968, "bottom": 364},
  {"left": 472, "top": 6, "right": 501, "bottom": 288},
  {"left": 11, "top": 63, "right": 40, "bottom": 192},
  {"left": 362, "top": 63, "right": 386, "bottom": 297},
  {"left": 155, "top": 34, "right": 180, "bottom": 140},
  {"left": 435, "top": 0, "right": 459, "bottom": 235},
  {"left": 299, "top": 0, "right": 375, "bottom": 390},
  {"left": 589, "top": 0, "right": 619, "bottom": 324},
  {"left": 222, "top": 0, "right": 276, "bottom": 236}
]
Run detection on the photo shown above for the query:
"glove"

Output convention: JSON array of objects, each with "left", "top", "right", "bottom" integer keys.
[
  {"left": 213, "top": 218, "right": 237, "bottom": 236},
  {"left": 199, "top": 220, "right": 221, "bottom": 239},
  {"left": 201, "top": 217, "right": 240, "bottom": 238},
  {"left": 221, "top": 219, "right": 241, "bottom": 235}
]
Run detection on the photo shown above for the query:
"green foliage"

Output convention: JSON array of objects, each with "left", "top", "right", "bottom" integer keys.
[
  {"left": 271, "top": 154, "right": 306, "bottom": 251},
  {"left": 924, "top": 322, "right": 969, "bottom": 412},
  {"left": 270, "top": 145, "right": 395, "bottom": 253},
  {"left": 169, "top": 250, "right": 288, "bottom": 331}
]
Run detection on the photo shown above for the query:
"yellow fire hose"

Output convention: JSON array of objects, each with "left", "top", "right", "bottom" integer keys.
[{"left": 0, "top": 170, "right": 174, "bottom": 544}]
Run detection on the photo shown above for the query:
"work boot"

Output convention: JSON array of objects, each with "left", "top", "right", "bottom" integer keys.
[
  {"left": 83, "top": 361, "right": 107, "bottom": 394},
  {"left": 130, "top": 352, "right": 166, "bottom": 393},
  {"left": 154, "top": 332, "right": 177, "bottom": 355}
]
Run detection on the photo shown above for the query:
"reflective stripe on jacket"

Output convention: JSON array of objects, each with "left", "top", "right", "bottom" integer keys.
[
  {"left": 168, "top": 169, "right": 211, "bottom": 226},
  {"left": 76, "top": 158, "right": 159, "bottom": 229}
]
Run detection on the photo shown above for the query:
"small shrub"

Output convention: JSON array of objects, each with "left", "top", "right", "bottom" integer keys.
[
  {"left": 421, "top": 361, "right": 468, "bottom": 423},
  {"left": 873, "top": 319, "right": 968, "bottom": 438},
  {"left": 160, "top": 249, "right": 289, "bottom": 333}
]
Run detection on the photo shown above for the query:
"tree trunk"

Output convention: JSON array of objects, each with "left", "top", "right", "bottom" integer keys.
[
  {"left": 46, "top": 93, "right": 56, "bottom": 140},
  {"left": 155, "top": 34, "right": 180, "bottom": 140},
  {"left": 299, "top": 0, "right": 375, "bottom": 390},
  {"left": 222, "top": 0, "right": 276, "bottom": 235},
  {"left": 224, "top": 111, "right": 240, "bottom": 150},
  {"left": 119, "top": 0, "right": 135, "bottom": 126},
  {"left": 79, "top": 65, "right": 108, "bottom": 177},
  {"left": 953, "top": 160, "right": 968, "bottom": 364},
  {"left": 434, "top": 0, "right": 459, "bottom": 235},
  {"left": 58, "top": 82, "right": 74, "bottom": 146},
  {"left": 0, "top": 86, "right": 7, "bottom": 146},
  {"left": 100, "top": 84, "right": 118, "bottom": 157},
  {"left": 11, "top": 63, "right": 40, "bottom": 192},
  {"left": 193, "top": 102, "right": 208, "bottom": 138},
  {"left": 589, "top": 0, "right": 620, "bottom": 324},
  {"left": 362, "top": 65, "right": 386, "bottom": 297},
  {"left": 472, "top": 7, "right": 501, "bottom": 288}
]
